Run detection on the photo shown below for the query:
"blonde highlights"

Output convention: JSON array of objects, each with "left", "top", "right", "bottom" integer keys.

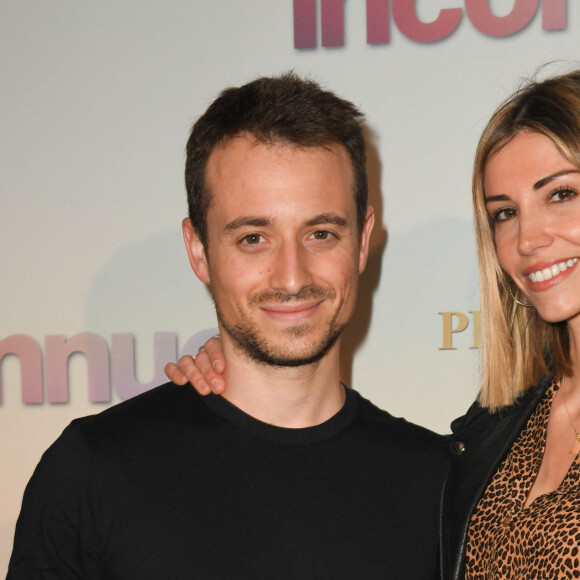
[{"left": 474, "top": 69, "right": 580, "bottom": 410}]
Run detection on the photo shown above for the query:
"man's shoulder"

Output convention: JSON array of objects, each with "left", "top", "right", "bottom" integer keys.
[
  {"left": 349, "top": 389, "right": 451, "bottom": 493},
  {"left": 66, "top": 381, "right": 210, "bottom": 447},
  {"left": 352, "top": 388, "right": 450, "bottom": 456}
]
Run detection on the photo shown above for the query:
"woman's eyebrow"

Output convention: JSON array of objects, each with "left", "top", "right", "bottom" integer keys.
[
  {"left": 484, "top": 194, "right": 510, "bottom": 204},
  {"left": 485, "top": 169, "right": 580, "bottom": 203},
  {"left": 533, "top": 169, "right": 580, "bottom": 190}
]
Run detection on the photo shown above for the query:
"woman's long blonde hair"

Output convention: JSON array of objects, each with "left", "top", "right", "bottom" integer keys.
[{"left": 474, "top": 69, "right": 580, "bottom": 410}]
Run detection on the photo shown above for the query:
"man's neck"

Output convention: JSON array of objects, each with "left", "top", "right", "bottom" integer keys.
[{"left": 219, "top": 339, "right": 345, "bottom": 429}]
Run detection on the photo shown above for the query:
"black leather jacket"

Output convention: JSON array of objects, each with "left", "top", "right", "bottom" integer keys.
[{"left": 440, "top": 375, "right": 552, "bottom": 579}]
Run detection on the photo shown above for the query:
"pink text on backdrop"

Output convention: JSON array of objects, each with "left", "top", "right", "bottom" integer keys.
[
  {"left": 293, "top": 0, "right": 567, "bottom": 48},
  {"left": 0, "top": 330, "right": 217, "bottom": 404}
]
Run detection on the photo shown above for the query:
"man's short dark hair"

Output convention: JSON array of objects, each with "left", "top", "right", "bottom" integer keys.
[{"left": 185, "top": 73, "right": 368, "bottom": 248}]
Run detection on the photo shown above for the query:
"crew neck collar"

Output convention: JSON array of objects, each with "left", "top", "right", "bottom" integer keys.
[{"left": 201, "top": 384, "right": 357, "bottom": 445}]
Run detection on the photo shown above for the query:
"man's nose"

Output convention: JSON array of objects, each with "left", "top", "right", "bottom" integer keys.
[{"left": 269, "top": 241, "right": 314, "bottom": 295}]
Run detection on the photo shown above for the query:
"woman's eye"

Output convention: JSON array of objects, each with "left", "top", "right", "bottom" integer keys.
[
  {"left": 492, "top": 207, "right": 517, "bottom": 222},
  {"left": 551, "top": 188, "right": 577, "bottom": 202}
]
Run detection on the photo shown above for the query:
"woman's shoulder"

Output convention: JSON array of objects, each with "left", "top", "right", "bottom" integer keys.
[{"left": 450, "top": 375, "right": 552, "bottom": 446}]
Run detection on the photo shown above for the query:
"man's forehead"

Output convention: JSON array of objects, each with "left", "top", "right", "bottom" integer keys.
[
  {"left": 209, "top": 133, "right": 351, "bottom": 164},
  {"left": 205, "top": 135, "right": 354, "bottom": 194},
  {"left": 204, "top": 134, "right": 356, "bottom": 227}
]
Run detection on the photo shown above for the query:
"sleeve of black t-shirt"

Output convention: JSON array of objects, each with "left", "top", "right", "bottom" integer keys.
[{"left": 7, "top": 423, "right": 103, "bottom": 580}]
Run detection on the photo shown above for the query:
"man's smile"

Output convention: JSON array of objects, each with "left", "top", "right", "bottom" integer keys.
[{"left": 260, "top": 301, "right": 324, "bottom": 321}]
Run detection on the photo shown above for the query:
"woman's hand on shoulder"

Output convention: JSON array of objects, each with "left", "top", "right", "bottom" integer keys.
[{"left": 164, "top": 335, "right": 226, "bottom": 395}]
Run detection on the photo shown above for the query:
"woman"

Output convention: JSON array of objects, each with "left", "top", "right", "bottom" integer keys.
[
  {"left": 442, "top": 69, "right": 580, "bottom": 578},
  {"left": 166, "top": 69, "right": 580, "bottom": 578}
]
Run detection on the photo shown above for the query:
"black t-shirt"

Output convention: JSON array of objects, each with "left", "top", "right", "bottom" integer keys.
[{"left": 8, "top": 382, "right": 450, "bottom": 579}]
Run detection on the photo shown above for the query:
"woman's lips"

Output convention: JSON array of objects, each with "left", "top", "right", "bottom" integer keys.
[{"left": 524, "top": 258, "right": 579, "bottom": 290}]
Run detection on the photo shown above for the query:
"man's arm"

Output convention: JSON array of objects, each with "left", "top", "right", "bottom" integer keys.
[{"left": 7, "top": 424, "right": 101, "bottom": 579}]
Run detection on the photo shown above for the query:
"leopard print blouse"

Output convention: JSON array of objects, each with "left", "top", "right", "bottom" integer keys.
[{"left": 465, "top": 381, "right": 580, "bottom": 579}]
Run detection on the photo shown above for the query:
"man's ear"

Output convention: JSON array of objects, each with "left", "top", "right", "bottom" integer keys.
[
  {"left": 358, "top": 206, "right": 375, "bottom": 275},
  {"left": 182, "top": 218, "right": 210, "bottom": 284}
]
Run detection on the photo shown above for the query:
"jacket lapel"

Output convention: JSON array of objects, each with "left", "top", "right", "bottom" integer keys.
[{"left": 442, "top": 377, "right": 551, "bottom": 579}]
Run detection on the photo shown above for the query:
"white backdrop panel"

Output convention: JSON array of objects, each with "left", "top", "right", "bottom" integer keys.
[{"left": 1, "top": 0, "right": 578, "bottom": 572}]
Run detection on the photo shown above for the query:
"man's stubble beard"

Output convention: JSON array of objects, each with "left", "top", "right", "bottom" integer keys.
[{"left": 212, "top": 285, "right": 352, "bottom": 368}]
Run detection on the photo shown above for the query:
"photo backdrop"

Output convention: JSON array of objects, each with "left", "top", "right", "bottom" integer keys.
[{"left": 1, "top": 0, "right": 578, "bottom": 571}]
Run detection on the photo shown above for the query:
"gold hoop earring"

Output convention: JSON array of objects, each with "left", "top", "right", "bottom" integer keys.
[{"left": 508, "top": 286, "right": 532, "bottom": 308}]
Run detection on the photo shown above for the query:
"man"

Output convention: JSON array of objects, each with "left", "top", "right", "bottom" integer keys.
[{"left": 8, "top": 74, "right": 449, "bottom": 579}]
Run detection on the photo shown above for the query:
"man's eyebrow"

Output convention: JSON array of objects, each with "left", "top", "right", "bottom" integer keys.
[
  {"left": 305, "top": 213, "right": 349, "bottom": 228},
  {"left": 223, "top": 216, "right": 272, "bottom": 233},
  {"left": 533, "top": 169, "right": 580, "bottom": 190},
  {"left": 223, "top": 214, "right": 350, "bottom": 233}
]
